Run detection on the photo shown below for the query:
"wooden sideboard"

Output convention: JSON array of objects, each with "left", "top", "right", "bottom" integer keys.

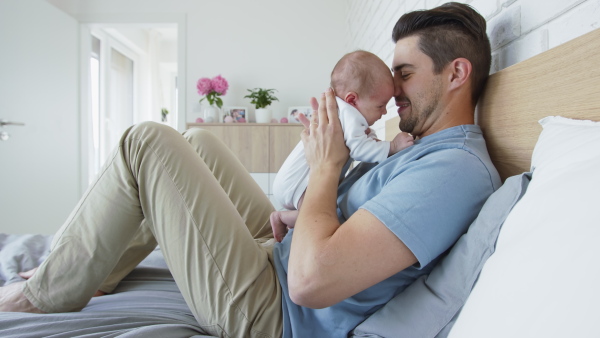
[{"left": 186, "top": 123, "right": 304, "bottom": 173}]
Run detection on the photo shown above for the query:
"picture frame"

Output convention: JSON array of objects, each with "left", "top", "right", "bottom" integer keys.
[
  {"left": 287, "top": 106, "right": 312, "bottom": 123},
  {"left": 222, "top": 106, "right": 248, "bottom": 123}
]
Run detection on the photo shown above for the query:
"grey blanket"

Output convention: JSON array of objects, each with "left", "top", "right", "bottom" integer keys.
[{"left": 0, "top": 234, "right": 214, "bottom": 337}]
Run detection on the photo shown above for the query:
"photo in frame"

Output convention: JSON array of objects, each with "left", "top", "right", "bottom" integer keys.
[
  {"left": 222, "top": 106, "right": 248, "bottom": 123},
  {"left": 287, "top": 106, "right": 312, "bottom": 123}
]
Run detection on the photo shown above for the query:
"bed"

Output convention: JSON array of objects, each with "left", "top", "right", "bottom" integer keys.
[
  {"left": 0, "top": 234, "right": 211, "bottom": 337},
  {"left": 2, "top": 27, "right": 600, "bottom": 337}
]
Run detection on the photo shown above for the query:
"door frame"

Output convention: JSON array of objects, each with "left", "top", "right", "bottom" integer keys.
[{"left": 78, "top": 13, "right": 187, "bottom": 192}]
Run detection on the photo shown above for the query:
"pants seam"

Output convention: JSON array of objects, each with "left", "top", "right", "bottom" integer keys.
[
  {"left": 24, "top": 151, "right": 122, "bottom": 313},
  {"left": 125, "top": 135, "right": 255, "bottom": 326},
  {"left": 53, "top": 150, "right": 121, "bottom": 247}
]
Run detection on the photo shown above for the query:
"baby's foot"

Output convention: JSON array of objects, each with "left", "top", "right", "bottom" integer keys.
[
  {"left": 270, "top": 211, "right": 288, "bottom": 242},
  {"left": 0, "top": 282, "right": 45, "bottom": 313}
]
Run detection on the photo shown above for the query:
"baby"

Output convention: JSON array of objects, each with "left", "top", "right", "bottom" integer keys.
[{"left": 270, "top": 50, "right": 414, "bottom": 242}]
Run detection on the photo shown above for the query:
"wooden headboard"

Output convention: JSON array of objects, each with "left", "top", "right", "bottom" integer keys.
[{"left": 386, "top": 28, "right": 600, "bottom": 181}]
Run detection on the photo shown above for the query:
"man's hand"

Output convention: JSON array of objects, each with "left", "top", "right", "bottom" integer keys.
[{"left": 300, "top": 89, "right": 349, "bottom": 172}]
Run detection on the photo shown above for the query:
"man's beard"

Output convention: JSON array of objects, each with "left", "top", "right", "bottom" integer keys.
[
  {"left": 399, "top": 101, "right": 435, "bottom": 134},
  {"left": 398, "top": 81, "right": 442, "bottom": 134}
]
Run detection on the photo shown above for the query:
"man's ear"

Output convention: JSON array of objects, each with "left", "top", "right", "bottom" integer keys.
[
  {"left": 344, "top": 92, "right": 359, "bottom": 108},
  {"left": 447, "top": 58, "right": 472, "bottom": 91}
]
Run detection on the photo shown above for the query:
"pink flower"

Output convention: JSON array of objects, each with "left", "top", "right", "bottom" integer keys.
[
  {"left": 197, "top": 75, "right": 228, "bottom": 108},
  {"left": 196, "top": 77, "right": 213, "bottom": 96},
  {"left": 211, "top": 75, "right": 229, "bottom": 95}
]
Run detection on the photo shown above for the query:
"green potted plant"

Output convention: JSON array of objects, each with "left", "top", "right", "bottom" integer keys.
[
  {"left": 161, "top": 108, "right": 169, "bottom": 122},
  {"left": 244, "top": 88, "right": 279, "bottom": 123}
]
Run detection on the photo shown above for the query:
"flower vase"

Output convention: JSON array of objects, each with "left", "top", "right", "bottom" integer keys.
[
  {"left": 203, "top": 105, "right": 221, "bottom": 123},
  {"left": 255, "top": 108, "right": 272, "bottom": 123}
]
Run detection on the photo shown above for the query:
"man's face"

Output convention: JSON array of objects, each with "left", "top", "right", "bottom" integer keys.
[
  {"left": 392, "top": 35, "right": 444, "bottom": 137},
  {"left": 355, "top": 73, "right": 394, "bottom": 126}
]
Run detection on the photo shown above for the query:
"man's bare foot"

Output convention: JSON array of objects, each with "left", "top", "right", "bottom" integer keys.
[
  {"left": 93, "top": 290, "right": 106, "bottom": 297},
  {"left": 0, "top": 282, "right": 45, "bottom": 313},
  {"left": 19, "top": 267, "right": 105, "bottom": 297}
]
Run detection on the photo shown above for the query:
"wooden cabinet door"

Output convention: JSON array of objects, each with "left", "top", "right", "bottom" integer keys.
[
  {"left": 187, "top": 123, "right": 304, "bottom": 173},
  {"left": 269, "top": 124, "right": 304, "bottom": 172},
  {"left": 189, "top": 125, "right": 270, "bottom": 172}
]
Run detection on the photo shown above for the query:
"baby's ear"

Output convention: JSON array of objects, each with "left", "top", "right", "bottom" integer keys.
[{"left": 344, "top": 92, "right": 359, "bottom": 107}]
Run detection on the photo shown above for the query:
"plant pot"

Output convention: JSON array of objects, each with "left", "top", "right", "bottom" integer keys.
[
  {"left": 255, "top": 108, "right": 272, "bottom": 123},
  {"left": 203, "top": 105, "right": 221, "bottom": 123}
]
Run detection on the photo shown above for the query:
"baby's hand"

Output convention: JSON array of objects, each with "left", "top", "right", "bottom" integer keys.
[
  {"left": 389, "top": 132, "right": 414, "bottom": 156},
  {"left": 270, "top": 210, "right": 298, "bottom": 242}
]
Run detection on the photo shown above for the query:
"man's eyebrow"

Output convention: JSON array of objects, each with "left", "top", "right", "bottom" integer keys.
[{"left": 391, "top": 63, "right": 413, "bottom": 72}]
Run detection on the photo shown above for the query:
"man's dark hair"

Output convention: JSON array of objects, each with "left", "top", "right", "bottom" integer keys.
[{"left": 392, "top": 2, "right": 491, "bottom": 105}]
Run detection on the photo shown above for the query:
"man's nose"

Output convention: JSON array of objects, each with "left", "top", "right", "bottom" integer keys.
[
  {"left": 394, "top": 82, "right": 404, "bottom": 98},
  {"left": 393, "top": 76, "right": 404, "bottom": 97}
]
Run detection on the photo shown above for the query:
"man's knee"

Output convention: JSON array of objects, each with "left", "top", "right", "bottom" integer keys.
[
  {"left": 131, "top": 121, "right": 168, "bottom": 133},
  {"left": 126, "top": 121, "right": 177, "bottom": 141},
  {"left": 182, "top": 127, "right": 219, "bottom": 147}
]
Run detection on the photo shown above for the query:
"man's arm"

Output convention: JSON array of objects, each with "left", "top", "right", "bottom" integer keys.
[{"left": 288, "top": 89, "right": 417, "bottom": 309}]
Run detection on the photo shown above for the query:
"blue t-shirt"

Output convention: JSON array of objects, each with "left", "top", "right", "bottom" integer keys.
[{"left": 273, "top": 125, "right": 501, "bottom": 337}]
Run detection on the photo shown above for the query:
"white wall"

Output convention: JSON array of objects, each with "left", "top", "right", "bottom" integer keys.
[
  {"left": 49, "top": 0, "right": 348, "bottom": 123},
  {"left": 0, "top": 0, "right": 80, "bottom": 234},
  {"left": 1, "top": 0, "right": 348, "bottom": 234},
  {"left": 5, "top": 0, "right": 596, "bottom": 234},
  {"left": 186, "top": 1, "right": 348, "bottom": 122},
  {"left": 344, "top": 0, "right": 600, "bottom": 137}
]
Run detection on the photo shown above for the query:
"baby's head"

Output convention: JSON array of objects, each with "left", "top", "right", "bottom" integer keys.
[{"left": 331, "top": 50, "right": 394, "bottom": 125}]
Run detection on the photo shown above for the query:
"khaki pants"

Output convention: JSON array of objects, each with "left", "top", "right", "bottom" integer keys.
[{"left": 23, "top": 122, "right": 283, "bottom": 338}]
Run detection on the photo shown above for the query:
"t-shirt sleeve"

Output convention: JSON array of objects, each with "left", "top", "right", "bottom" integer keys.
[{"left": 361, "top": 149, "right": 494, "bottom": 268}]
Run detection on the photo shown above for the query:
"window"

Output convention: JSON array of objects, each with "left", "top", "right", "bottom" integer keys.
[
  {"left": 84, "top": 24, "right": 178, "bottom": 185},
  {"left": 88, "top": 30, "right": 137, "bottom": 181}
]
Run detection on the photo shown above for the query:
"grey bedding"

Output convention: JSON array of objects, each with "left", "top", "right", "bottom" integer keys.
[{"left": 0, "top": 234, "right": 213, "bottom": 337}]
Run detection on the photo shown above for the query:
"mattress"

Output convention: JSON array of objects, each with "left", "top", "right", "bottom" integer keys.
[{"left": 0, "top": 233, "right": 215, "bottom": 338}]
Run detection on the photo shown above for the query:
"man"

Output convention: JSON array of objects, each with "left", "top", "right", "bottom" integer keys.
[{"left": 0, "top": 2, "right": 500, "bottom": 337}]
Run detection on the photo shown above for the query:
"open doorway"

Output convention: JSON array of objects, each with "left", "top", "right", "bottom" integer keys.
[{"left": 83, "top": 23, "right": 178, "bottom": 184}]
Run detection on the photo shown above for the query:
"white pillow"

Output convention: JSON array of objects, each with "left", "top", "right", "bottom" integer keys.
[{"left": 448, "top": 116, "right": 600, "bottom": 338}]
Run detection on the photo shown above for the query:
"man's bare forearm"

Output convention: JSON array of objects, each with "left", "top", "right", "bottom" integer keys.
[{"left": 288, "top": 165, "right": 342, "bottom": 306}]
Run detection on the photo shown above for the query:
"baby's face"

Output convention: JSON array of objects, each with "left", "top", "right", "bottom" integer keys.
[{"left": 355, "top": 75, "right": 394, "bottom": 126}]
